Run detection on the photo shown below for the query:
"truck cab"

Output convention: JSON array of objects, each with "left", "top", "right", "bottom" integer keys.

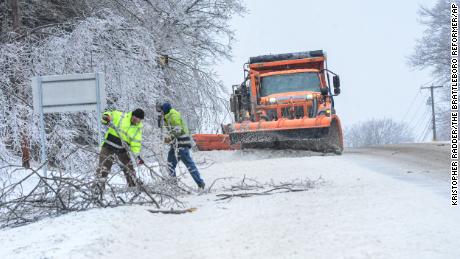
[
  {"left": 231, "top": 50, "right": 340, "bottom": 122},
  {"left": 228, "top": 50, "right": 344, "bottom": 153}
]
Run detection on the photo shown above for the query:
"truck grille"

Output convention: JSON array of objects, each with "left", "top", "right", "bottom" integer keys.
[
  {"left": 266, "top": 109, "right": 278, "bottom": 120},
  {"left": 281, "top": 106, "right": 304, "bottom": 119}
]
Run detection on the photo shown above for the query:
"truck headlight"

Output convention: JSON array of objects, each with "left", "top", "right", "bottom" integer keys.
[
  {"left": 269, "top": 97, "right": 277, "bottom": 104},
  {"left": 306, "top": 94, "right": 313, "bottom": 100}
]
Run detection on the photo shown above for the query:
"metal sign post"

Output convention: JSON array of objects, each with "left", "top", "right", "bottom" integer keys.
[
  {"left": 95, "top": 73, "right": 103, "bottom": 144},
  {"left": 32, "top": 73, "right": 106, "bottom": 177}
]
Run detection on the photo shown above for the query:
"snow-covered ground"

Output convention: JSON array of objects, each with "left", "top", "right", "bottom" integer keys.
[{"left": 0, "top": 143, "right": 458, "bottom": 259}]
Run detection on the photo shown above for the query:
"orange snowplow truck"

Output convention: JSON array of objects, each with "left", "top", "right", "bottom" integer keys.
[
  {"left": 193, "top": 50, "right": 343, "bottom": 153},
  {"left": 224, "top": 50, "right": 343, "bottom": 153}
]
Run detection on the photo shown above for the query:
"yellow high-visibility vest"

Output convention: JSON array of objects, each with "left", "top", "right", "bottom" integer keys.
[{"left": 102, "top": 110, "right": 143, "bottom": 154}]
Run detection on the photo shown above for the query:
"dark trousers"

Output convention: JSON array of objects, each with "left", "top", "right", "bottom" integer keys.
[
  {"left": 96, "top": 146, "right": 136, "bottom": 187},
  {"left": 167, "top": 147, "right": 204, "bottom": 187}
]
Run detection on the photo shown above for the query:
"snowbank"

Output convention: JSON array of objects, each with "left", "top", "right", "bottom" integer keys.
[{"left": 0, "top": 147, "right": 457, "bottom": 259}]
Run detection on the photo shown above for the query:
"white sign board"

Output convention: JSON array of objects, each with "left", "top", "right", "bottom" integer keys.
[
  {"left": 31, "top": 72, "right": 106, "bottom": 177},
  {"left": 32, "top": 73, "right": 106, "bottom": 114}
]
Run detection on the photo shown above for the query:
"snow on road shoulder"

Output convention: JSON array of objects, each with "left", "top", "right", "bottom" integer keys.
[{"left": 0, "top": 149, "right": 458, "bottom": 259}]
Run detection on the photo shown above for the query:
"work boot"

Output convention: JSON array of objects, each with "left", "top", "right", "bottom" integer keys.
[{"left": 92, "top": 177, "right": 107, "bottom": 198}]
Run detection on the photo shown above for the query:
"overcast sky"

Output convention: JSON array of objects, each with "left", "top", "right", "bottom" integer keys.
[{"left": 214, "top": 0, "right": 438, "bottom": 141}]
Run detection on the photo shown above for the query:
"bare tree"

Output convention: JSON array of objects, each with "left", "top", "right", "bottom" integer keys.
[
  {"left": 409, "top": 0, "right": 453, "bottom": 140},
  {"left": 344, "top": 118, "right": 414, "bottom": 148}
]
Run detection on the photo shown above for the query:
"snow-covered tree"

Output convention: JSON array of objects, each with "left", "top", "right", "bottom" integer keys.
[
  {"left": 0, "top": 0, "right": 95, "bottom": 167},
  {"left": 0, "top": 0, "right": 245, "bottom": 170},
  {"left": 409, "top": 0, "right": 456, "bottom": 140},
  {"left": 344, "top": 118, "right": 414, "bottom": 148}
]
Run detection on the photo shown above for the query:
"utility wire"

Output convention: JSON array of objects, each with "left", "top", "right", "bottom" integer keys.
[
  {"left": 422, "top": 121, "right": 432, "bottom": 141},
  {"left": 407, "top": 102, "right": 431, "bottom": 142},
  {"left": 417, "top": 118, "right": 432, "bottom": 142},
  {"left": 409, "top": 104, "right": 430, "bottom": 130},
  {"left": 405, "top": 81, "right": 437, "bottom": 141},
  {"left": 411, "top": 106, "right": 432, "bottom": 137},
  {"left": 421, "top": 119, "right": 432, "bottom": 142},
  {"left": 407, "top": 92, "right": 430, "bottom": 131},
  {"left": 400, "top": 90, "right": 422, "bottom": 123}
]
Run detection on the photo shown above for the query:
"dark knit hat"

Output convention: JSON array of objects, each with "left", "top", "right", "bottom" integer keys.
[
  {"left": 161, "top": 102, "right": 172, "bottom": 114},
  {"left": 132, "top": 108, "right": 145, "bottom": 119}
]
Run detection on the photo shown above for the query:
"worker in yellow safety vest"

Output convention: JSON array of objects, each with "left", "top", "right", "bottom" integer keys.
[
  {"left": 96, "top": 108, "right": 145, "bottom": 188},
  {"left": 157, "top": 102, "right": 205, "bottom": 189}
]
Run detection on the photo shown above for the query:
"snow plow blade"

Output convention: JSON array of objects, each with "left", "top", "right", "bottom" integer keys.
[
  {"left": 192, "top": 134, "right": 240, "bottom": 151},
  {"left": 229, "top": 117, "right": 343, "bottom": 154}
]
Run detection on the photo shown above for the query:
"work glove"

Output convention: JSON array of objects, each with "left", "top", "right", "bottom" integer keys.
[
  {"left": 102, "top": 114, "right": 111, "bottom": 125},
  {"left": 137, "top": 156, "right": 144, "bottom": 165},
  {"left": 172, "top": 126, "right": 182, "bottom": 135}
]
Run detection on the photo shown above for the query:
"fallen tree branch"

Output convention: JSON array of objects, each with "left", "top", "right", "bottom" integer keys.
[
  {"left": 147, "top": 207, "right": 197, "bottom": 214},
  {"left": 214, "top": 177, "right": 324, "bottom": 201}
]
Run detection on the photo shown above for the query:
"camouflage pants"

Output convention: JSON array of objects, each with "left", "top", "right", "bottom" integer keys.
[{"left": 96, "top": 146, "right": 136, "bottom": 187}]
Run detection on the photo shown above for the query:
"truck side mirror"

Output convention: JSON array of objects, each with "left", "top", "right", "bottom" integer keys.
[
  {"left": 334, "top": 87, "right": 341, "bottom": 95},
  {"left": 320, "top": 87, "right": 328, "bottom": 96},
  {"left": 333, "top": 75, "right": 340, "bottom": 89}
]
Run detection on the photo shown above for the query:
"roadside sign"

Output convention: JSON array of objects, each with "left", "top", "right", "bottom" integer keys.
[
  {"left": 32, "top": 73, "right": 106, "bottom": 113},
  {"left": 32, "top": 73, "right": 106, "bottom": 176}
]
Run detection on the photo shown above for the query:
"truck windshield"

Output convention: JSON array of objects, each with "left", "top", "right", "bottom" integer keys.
[{"left": 260, "top": 72, "right": 321, "bottom": 96}]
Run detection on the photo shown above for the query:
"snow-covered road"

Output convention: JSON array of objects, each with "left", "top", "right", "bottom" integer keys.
[{"left": 0, "top": 143, "right": 458, "bottom": 259}]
